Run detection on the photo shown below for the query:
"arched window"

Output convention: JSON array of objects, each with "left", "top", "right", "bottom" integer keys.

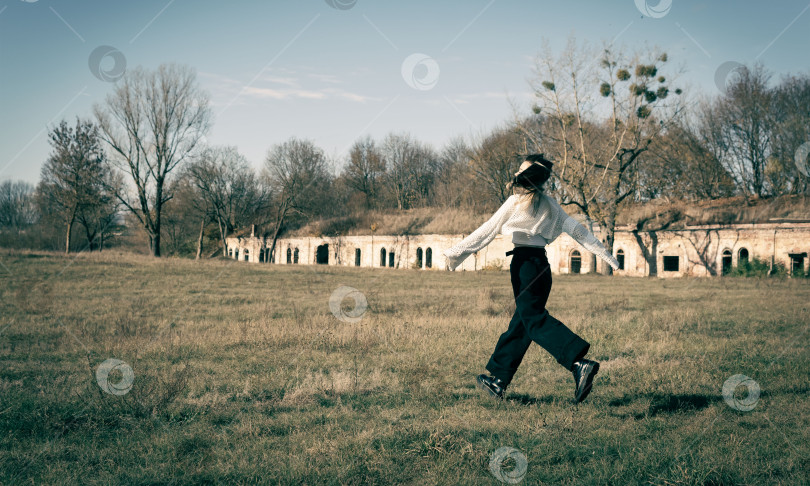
[
  {"left": 243, "top": 249, "right": 249, "bottom": 262},
  {"left": 259, "top": 249, "right": 265, "bottom": 263},
  {"left": 738, "top": 247, "right": 749, "bottom": 265},
  {"left": 355, "top": 248, "right": 361, "bottom": 266},
  {"left": 426, "top": 248, "right": 432, "bottom": 268},
  {"left": 416, "top": 248, "right": 423, "bottom": 268},
  {"left": 570, "top": 250, "right": 581, "bottom": 274},
  {"left": 293, "top": 248, "right": 299, "bottom": 264},
  {"left": 286, "top": 247, "right": 292, "bottom": 264},
  {"left": 380, "top": 248, "right": 387, "bottom": 267},
  {"left": 722, "top": 249, "right": 732, "bottom": 275},
  {"left": 228, "top": 248, "right": 233, "bottom": 258},
  {"left": 234, "top": 249, "right": 239, "bottom": 260},
  {"left": 616, "top": 249, "right": 625, "bottom": 270}
]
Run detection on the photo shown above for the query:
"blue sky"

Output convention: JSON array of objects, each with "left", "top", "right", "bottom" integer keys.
[{"left": 1, "top": 0, "right": 809, "bottom": 184}]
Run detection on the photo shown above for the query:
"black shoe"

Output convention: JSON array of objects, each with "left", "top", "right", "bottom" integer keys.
[
  {"left": 476, "top": 374, "right": 507, "bottom": 399},
  {"left": 571, "top": 359, "right": 600, "bottom": 403}
]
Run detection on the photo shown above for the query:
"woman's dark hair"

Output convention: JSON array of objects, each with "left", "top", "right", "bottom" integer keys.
[{"left": 511, "top": 153, "right": 553, "bottom": 215}]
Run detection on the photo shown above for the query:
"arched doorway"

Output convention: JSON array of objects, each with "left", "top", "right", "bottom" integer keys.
[
  {"left": 388, "top": 251, "right": 395, "bottom": 268},
  {"left": 286, "top": 247, "right": 292, "bottom": 264},
  {"left": 426, "top": 248, "right": 432, "bottom": 268},
  {"left": 316, "top": 244, "right": 329, "bottom": 264},
  {"left": 293, "top": 248, "right": 299, "bottom": 264},
  {"left": 380, "top": 248, "right": 386, "bottom": 267},
  {"left": 355, "top": 248, "right": 361, "bottom": 266},
  {"left": 722, "top": 249, "right": 732, "bottom": 275},
  {"left": 570, "top": 250, "right": 581, "bottom": 274},
  {"left": 416, "top": 248, "right": 423, "bottom": 268},
  {"left": 616, "top": 249, "right": 625, "bottom": 270}
]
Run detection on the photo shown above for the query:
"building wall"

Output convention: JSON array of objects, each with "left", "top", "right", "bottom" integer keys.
[{"left": 225, "top": 222, "right": 810, "bottom": 277}]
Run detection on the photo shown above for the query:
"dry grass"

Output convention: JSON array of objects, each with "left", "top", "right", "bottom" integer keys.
[{"left": 0, "top": 249, "right": 808, "bottom": 484}]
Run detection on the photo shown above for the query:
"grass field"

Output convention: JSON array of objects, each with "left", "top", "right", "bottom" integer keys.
[{"left": 0, "top": 250, "right": 808, "bottom": 485}]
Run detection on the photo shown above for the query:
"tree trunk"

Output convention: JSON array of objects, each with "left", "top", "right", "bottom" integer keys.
[
  {"left": 65, "top": 219, "right": 73, "bottom": 254},
  {"left": 151, "top": 232, "right": 161, "bottom": 257},
  {"left": 195, "top": 217, "right": 205, "bottom": 260},
  {"left": 218, "top": 216, "right": 229, "bottom": 257},
  {"left": 585, "top": 217, "right": 598, "bottom": 274},
  {"left": 268, "top": 198, "right": 290, "bottom": 264},
  {"left": 151, "top": 203, "right": 162, "bottom": 257},
  {"left": 603, "top": 213, "right": 616, "bottom": 276}
]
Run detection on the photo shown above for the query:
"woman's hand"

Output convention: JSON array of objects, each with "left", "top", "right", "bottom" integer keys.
[{"left": 443, "top": 250, "right": 463, "bottom": 271}]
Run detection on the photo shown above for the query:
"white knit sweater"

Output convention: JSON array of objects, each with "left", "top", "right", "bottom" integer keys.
[{"left": 443, "top": 193, "right": 620, "bottom": 271}]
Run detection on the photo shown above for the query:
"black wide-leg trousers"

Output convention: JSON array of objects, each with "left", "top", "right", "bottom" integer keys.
[{"left": 485, "top": 246, "right": 590, "bottom": 386}]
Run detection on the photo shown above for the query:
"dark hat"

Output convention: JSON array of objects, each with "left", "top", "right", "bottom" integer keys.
[
  {"left": 525, "top": 153, "right": 553, "bottom": 171},
  {"left": 514, "top": 155, "right": 552, "bottom": 189}
]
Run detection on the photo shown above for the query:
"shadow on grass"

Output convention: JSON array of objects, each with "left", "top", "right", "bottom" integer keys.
[
  {"left": 506, "top": 393, "right": 559, "bottom": 406},
  {"left": 607, "top": 393, "right": 722, "bottom": 419}
]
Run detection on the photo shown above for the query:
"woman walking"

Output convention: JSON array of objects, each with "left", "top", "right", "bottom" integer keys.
[{"left": 443, "top": 154, "right": 620, "bottom": 403}]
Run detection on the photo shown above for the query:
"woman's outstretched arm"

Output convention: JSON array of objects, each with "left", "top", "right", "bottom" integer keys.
[
  {"left": 561, "top": 215, "right": 620, "bottom": 270},
  {"left": 443, "top": 195, "right": 516, "bottom": 270}
]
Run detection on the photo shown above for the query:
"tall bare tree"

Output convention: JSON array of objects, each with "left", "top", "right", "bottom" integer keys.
[
  {"left": 771, "top": 73, "right": 810, "bottom": 195},
  {"left": 94, "top": 63, "right": 212, "bottom": 257},
  {"left": 520, "top": 38, "right": 685, "bottom": 274},
  {"left": 644, "top": 122, "right": 736, "bottom": 200},
  {"left": 185, "top": 146, "right": 268, "bottom": 257},
  {"left": 263, "top": 138, "right": 330, "bottom": 261},
  {"left": 432, "top": 136, "right": 476, "bottom": 209},
  {"left": 702, "top": 64, "right": 774, "bottom": 197},
  {"left": 381, "top": 133, "right": 438, "bottom": 210},
  {"left": 344, "top": 136, "right": 385, "bottom": 210}
]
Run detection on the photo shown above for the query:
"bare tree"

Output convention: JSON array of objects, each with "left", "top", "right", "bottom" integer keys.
[
  {"left": 0, "top": 180, "right": 36, "bottom": 230},
  {"left": 185, "top": 146, "right": 269, "bottom": 257},
  {"left": 432, "top": 136, "right": 476, "bottom": 209},
  {"left": 703, "top": 64, "right": 774, "bottom": 197},
  {"left": 469, "top": 124, "right": 537, "bottom": 206},
  {"left": 37, "top": 118, "right": 114, "bottom": 253},
  {"left": 381, "top": 133, "right": 438, "bottom": 210},
  {"left": 645, "top": 122, "right": 736, "bottom": 200},
  {"left": 94, "top": 63, "right": 212, "bottom": 257},
  {"left": 344, "top": 136, "right": 385, "bottom": 210},
  {"left": 520, "top": 38, "right": 685, "bottom": 274},
  {"left": 263, "top": 138, "right": 330, "bottom": 261},
  {"left": 771, "top": 73, "right": 810, "bottom": 195}
]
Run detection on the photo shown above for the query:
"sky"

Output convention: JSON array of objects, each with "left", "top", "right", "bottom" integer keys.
[{"left": 1, "top": 0, "right": 809, "bottom": 184}]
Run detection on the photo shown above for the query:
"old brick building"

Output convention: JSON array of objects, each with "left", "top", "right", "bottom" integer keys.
[{"left": 225, "top": 221, "right": 810, "bottom": 277}]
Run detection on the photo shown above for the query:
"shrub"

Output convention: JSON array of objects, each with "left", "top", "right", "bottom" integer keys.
[
  {"left": 481, "top": 258, "right": 505, "bottom": 271},
  {"left": 730, "top": 256, "right": 786, "bottom": 278}
]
